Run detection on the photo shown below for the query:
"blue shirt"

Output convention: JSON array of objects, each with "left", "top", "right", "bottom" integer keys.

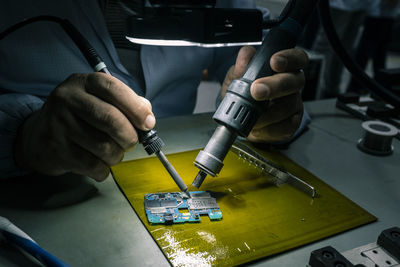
[{"left": 0, "top": 0, "right": 308, "bottom": 178}]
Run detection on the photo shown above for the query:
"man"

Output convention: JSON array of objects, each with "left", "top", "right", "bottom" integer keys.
[{"left": 0, "top": 0, "right": 308, "bottom": 181}]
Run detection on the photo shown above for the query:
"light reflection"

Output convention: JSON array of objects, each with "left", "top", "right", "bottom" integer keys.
[
  {"left": 160, "top": 229, "right": 216, "bottom": 267},
  {"left": 197, "top": 231, "right": 216, "bottom": 244},
  {"left": 126, "top": 37, "right": 262, "bottom": 48},
  {"left": 150, "top": 228, "right": 164, "bottom": 233}
]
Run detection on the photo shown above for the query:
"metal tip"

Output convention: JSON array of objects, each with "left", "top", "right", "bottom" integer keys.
[
  {"left": 192, "top": 171, "right": 207, "bottom": 188},
  {"left": 183, "top": 190, "right": 191, "bottom": 199}
]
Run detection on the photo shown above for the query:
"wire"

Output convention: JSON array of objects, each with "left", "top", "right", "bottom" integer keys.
[
  {"left": 318, "top": 0, "right": 400, "bottom": 109},
  {"left": 262, "top": 0, "right": 296, "bottom": 29},
  {"left": 0, "top": 16, "right": 62, "bottom": 40},
  {"left": 0, "top": 16, "right": 106, "bottom": 72}
]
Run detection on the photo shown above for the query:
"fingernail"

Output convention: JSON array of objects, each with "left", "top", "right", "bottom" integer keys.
[
  {"left": 144, "top": 115, "right": 155, "bottom": 130},
  {"left": 274, "top": 56, "right": 287, "bottom": 70},
  {"left": 252, "top": 83, "right": 270, "bottom": 100}
]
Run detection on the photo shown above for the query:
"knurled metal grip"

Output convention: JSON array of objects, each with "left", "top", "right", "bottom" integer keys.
[
  {"left": 138, "top": 129, "right": 165, "bottom": 155},
  {"left": 213, "top": 78, "right": 266, "bottom": 137}
]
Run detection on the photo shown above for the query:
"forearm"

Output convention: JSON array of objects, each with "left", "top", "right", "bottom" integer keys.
[{"left": 0, "top": 93, "right": 44, "bottom": 178}]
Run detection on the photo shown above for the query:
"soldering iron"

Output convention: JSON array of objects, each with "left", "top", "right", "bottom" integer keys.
[
  {"left": 3, "top": 0, "right": 399, "bottom": 192},
  {"left": 0, "top": 16, "right": 191, "bottom": 198}
]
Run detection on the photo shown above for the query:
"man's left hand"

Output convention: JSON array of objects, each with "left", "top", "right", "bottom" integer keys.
[{"left": 221, "top": 46, "right": 308, "bottom": 143}]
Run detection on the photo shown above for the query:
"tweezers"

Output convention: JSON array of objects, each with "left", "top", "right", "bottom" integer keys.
[{"left": 231, "top": 141, "right": 317, "bottom": 198}]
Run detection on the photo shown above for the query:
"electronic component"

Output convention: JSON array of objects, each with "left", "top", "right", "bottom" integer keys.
[{"left": 144, "top": 191, "right": 222, "bottom": 224}]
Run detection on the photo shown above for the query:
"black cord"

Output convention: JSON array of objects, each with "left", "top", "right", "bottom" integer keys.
[
  {"left": 0, "top": 16, "right": 61, "bottom": 39},
  {"left": 262, "top": 0, "right": 296, "bottom": 29},
  {"left": 318, "top": 0, "right": 400, "bottom": 109},
  {"left": 0, "top": 15, "right": 105, "bottom": 71}
]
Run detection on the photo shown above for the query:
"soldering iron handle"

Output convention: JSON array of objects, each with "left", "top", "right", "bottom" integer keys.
[
  {"left": 95, "top": 70, "right": 164, "bottom": 155},
  {"left": 242, "top": 27, "right": 298, "bottom": 81},
  {"left": 243, "top": 0, "right": 318, "bottom": 81}
]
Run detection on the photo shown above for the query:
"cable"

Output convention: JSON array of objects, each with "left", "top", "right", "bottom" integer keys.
[
  {"left": 318, "top": 0, "right": 400, "bottom": 109},
  {"left": 0, "top": 16, "right": 108, "bottom": 73},
  {"left": 262, "top": 0, "right": 296, "bottom": 29}
]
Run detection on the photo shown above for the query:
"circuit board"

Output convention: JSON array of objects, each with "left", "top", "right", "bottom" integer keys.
[
  {"left": 112, "top": 148, "right": 376, "bottom": 266},
  {"left": 144, "top": 191, "right": 222, "bottom": 224}
]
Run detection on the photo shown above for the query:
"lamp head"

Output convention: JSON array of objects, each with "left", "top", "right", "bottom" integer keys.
[{"left": 123, "top": 0, "right": 263, "bottom": 47}]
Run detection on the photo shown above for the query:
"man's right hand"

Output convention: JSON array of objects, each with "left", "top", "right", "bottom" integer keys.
[{"left": 14, "top": 73, "right": 155, "bottom": 181}]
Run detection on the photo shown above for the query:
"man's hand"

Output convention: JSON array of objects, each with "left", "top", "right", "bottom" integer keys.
[
  {"left": 14, "top": 73, "right": 155, "bottom": 181},
  {"left": 221, "top": 46, "right": 308, "bottom": 142}
]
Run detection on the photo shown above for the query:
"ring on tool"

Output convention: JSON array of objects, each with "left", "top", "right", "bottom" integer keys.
[{"left": 357, "top": 120, "right": 398, "bottom": 156}]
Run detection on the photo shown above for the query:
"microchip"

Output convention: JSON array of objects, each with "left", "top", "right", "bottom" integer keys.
[
  {"left": 144, "top": 191, "right": 222, "bottom": 224},
  {"left": 188, "top": 198, "right": 219, "bottom": 210}
]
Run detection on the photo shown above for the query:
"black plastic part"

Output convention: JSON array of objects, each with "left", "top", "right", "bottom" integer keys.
[
  {"left": 309, "top": 246, "right": 355, "bottom": 267},
  {"left": 366, "top": 102, "right": 396, "bottom": 118},
  {"left": 59, "top": 19, "right": 104, "bottom": 69},
  {"left": 377, "top": 227, "right": 400, "bottom": 262},
  {"left": 262, "top": 0, "right": 296, "bottom": 29},
  {"left": 137, "top": 129, "right": 164, "bottom": 155},
  {"left": 337, "top": 92, "right": 360, "bottom": 104},
  {"left": 243, "top": 27, "right": 296, "bottom": 81},
  {"left": 243, "top": 0, "right": 318, "bottom": 81}
]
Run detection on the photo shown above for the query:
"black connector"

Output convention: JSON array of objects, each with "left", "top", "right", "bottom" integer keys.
[{"left": 137, "top": 129, "right": 165, "bottom": 155}]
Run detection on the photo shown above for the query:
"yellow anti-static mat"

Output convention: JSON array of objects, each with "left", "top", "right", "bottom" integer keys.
[{"left": 111, "top": 146, "right": 376, "bottom": 266}]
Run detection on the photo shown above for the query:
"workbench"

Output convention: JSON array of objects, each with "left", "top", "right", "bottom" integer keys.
[{"left": 0, "top": 99, "right": 399, "bottom": 266}]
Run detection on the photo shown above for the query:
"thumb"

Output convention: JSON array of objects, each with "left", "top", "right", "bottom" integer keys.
[{"left": 221, "top": 46, "right": 256, "bottom": 97}]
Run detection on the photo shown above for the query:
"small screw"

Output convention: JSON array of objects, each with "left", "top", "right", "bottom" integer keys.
[
  {"left": 391, "top": 231, "right": 400, "bottom": 238},
  {"left": 322, "top": 251, "right": 333, "bottom": 259}
]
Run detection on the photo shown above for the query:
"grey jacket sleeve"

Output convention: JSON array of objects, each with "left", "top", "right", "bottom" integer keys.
[{"left": 0, "top": 94, "right": 44, "bottom": 178}]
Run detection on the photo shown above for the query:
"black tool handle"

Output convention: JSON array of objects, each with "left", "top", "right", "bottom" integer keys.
[{"left": 243, "top": 0, "right": 318, "bottom": 82}]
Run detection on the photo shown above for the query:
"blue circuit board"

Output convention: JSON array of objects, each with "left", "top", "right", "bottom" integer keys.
[{"left": 144, "top": 191, "right": 222, "bottom": 224}]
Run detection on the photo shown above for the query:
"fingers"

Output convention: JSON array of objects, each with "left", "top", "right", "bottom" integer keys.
[
  {"left": 233, "top": 46, "right": 256, "bottom": 77},
  {"left": 270, "top": 48, "right": 308, "bottom": 73},
  {"left": 64, "top": 112, "right": 125, "bottom": 166},
  {"left": 248, "top": 111, "right": 303, "bottom": 143},
  {"left": 251, "top": 48, "right": 307, "bottom": 101},
  {"left": 64, "top": 142, "right": 111, "bottom": 182},
  {"left": 19, "top": 73, "right": 152, "bottom": 182},
  {"left": 52, "top": 73, "right": 148, "bottom": 150},
  {"left": 85, "top": 73, "right": 155, "bottom": 131},
  {"left": 252, "top": 93, "right": 303, "bottom": 129},
  {"left": 55, "top": 86, "right": 137, "bottom": 150},
  {"left": 250, "top": 70, "right": 305, "bottom": 100},
  {"left": 221, "top": 46, "right": 256, "bottom": 96},
  {"left": 245, "top": 48, "right": 307, "bottom": 143}
]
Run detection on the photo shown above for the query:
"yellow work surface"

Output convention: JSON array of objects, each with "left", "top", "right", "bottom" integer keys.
[{"left": 112, "top": 146, "right": 376, "bottom": 266}]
